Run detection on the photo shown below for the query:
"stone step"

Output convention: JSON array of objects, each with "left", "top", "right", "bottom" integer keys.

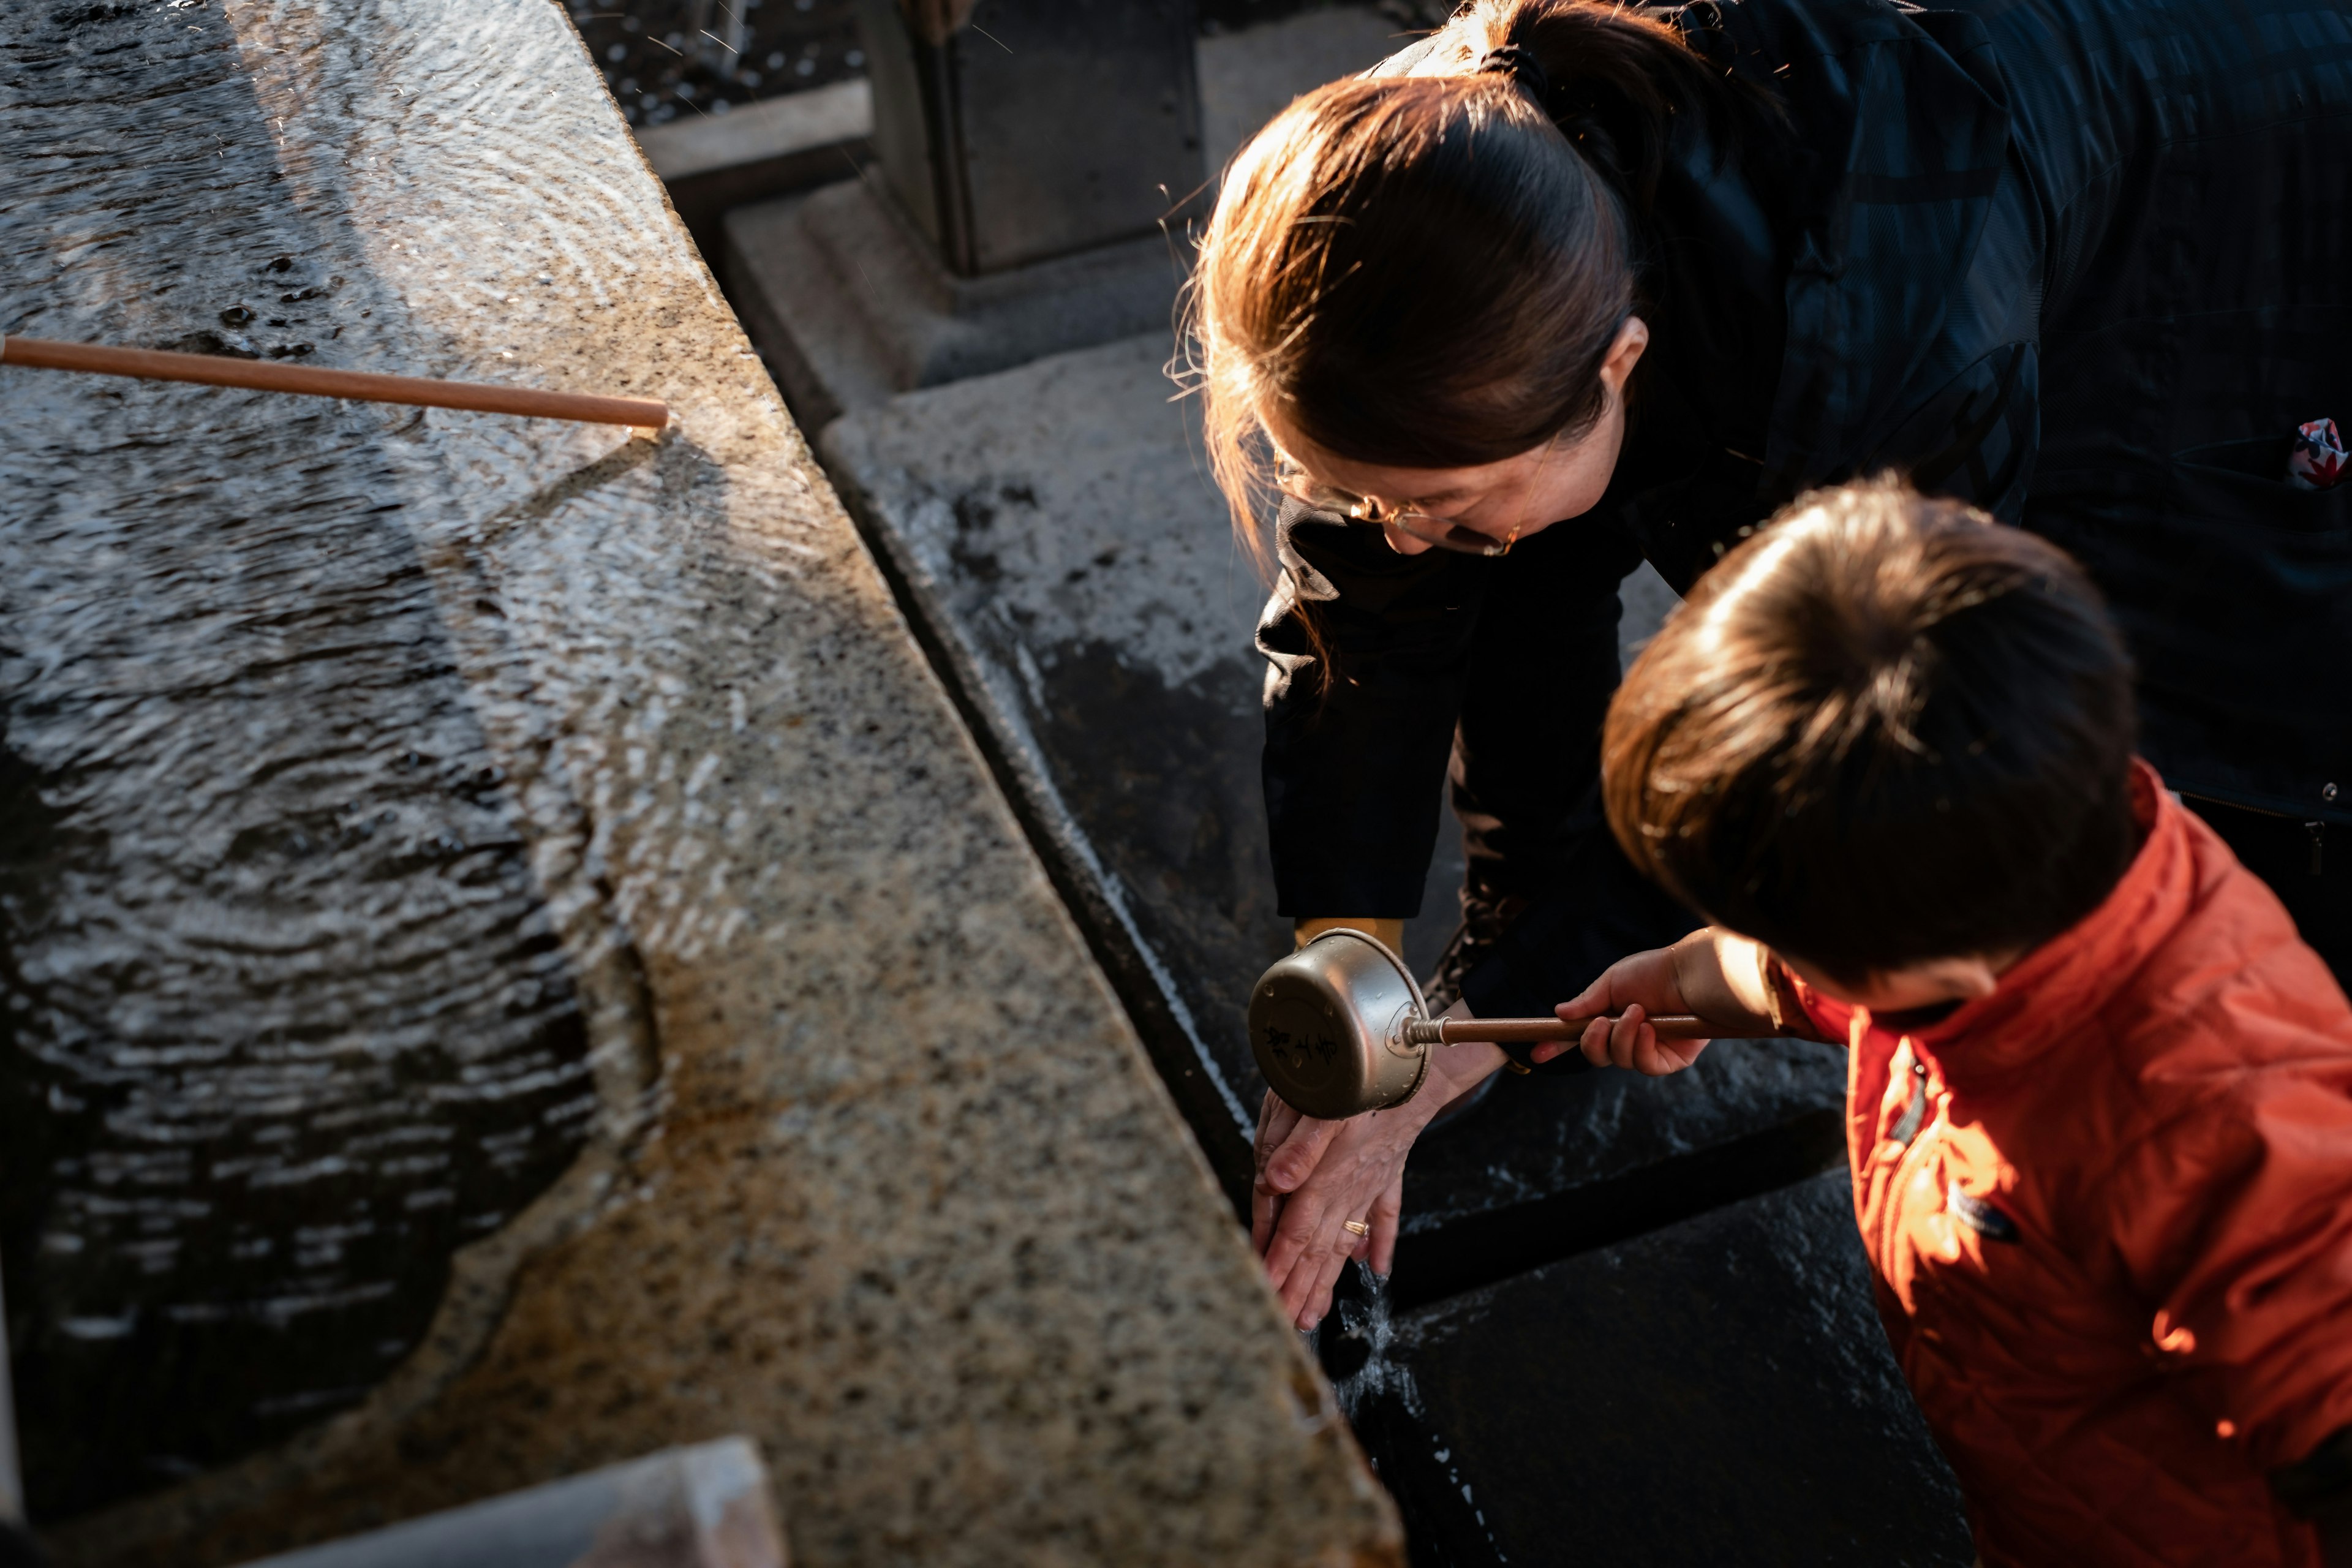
[
  {"left": 635, "top": 80, "right": 875, "bottom": 260},
  {"left": 1327, "top": 1173, "right": 1973, "bottom": 1565}
]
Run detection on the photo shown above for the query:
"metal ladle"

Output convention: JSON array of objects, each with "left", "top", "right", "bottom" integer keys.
[{"left": 1247, "top": 927, "right": 1729, "bottom": 1120}]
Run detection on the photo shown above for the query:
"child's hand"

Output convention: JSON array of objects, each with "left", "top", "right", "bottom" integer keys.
[
  {"left": 1571, "top": 1000, "right": 1713, "bottom": 1074},
  {"left": 1532, "top": 927, "right": 1785, "bottom": 1075},
  {"left": 1537, "top": 943, "right": 1709, "bottom": 1076}
]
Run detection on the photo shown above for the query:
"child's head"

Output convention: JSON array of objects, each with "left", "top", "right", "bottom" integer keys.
[{"left": 1604, "top": 479, "right": 2139, "bottom": 998}]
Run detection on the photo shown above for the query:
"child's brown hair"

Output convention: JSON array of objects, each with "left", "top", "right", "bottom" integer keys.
[{"left": 1603, "top": 480, "right": 2140, "bottom": 983}]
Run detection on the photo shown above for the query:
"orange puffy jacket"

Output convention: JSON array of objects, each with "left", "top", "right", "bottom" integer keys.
[{"left": 1787, "top": 762, "right": 2352, "bottom": 1566}]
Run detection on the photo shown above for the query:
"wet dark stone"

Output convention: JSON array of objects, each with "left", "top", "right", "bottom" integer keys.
[
  {"left": 570, "top": 0, "right": 866, "bottom": 129},
  {"left": 1, "top": 0, "right": 595, "bottom": 1520},
  {"left": 826, "top": 430, "right": 1465, "bottom": 1208},
  {"left": 1029, "top": 638, "right": 1463, "bottom": 1118},
  {"left": 1329, "top": 1172, "right": 1975, "bottom": 1566}
]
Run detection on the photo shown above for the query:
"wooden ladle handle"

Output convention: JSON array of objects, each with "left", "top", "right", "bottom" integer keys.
[{"left": 1403, "top": 1014, "right": 1721, "bottom": 1046}]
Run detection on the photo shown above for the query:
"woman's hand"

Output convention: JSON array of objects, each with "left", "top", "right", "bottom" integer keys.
[
  {"left": 1253, "top": 1099, "right": 1410, "bottom": 1329},
  {"left": 1252, "top": 1021, "right": 1505, "bottom": 1330}
]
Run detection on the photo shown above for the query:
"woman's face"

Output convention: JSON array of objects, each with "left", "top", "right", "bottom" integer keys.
[{"left": 1261, "top": 317, "right": 1649, "bottom": 557}]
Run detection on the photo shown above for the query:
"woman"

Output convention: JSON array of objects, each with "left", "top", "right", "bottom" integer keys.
[{"left": 1185, "top": 0, "right": 2352, "bottom": 1331}]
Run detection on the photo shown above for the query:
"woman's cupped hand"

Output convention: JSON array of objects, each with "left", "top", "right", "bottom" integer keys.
[
  {"left": 1251, "top": 1020, "right": 1508, "bottom": 1331},
  {"left": 1251, "top": 1091, "right": 1406, "bottom": 1332}
]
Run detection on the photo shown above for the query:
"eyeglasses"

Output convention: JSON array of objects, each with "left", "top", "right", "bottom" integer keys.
[{"left": 1273, "top": 466, "right": 1523, "bottom": 557}]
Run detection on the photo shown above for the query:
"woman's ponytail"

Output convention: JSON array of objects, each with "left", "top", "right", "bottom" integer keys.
[{"left": 1433, "top": 0, "right": 1773, "bottom": 214}]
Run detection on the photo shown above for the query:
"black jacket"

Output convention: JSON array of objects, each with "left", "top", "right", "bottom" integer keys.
[{"left": 1261, "top": 0, "right": 2352, "bottom": 969}]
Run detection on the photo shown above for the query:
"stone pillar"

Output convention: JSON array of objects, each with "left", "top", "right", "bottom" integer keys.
[
  {"left": 855, "top": 0, "right": 1202, "bottom": 274},
  {"left": 723, "top": 0, "right": 1205, "bottom": 426}
]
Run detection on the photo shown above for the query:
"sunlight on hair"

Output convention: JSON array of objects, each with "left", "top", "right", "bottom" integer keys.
[{"left": 1695, "top": 517, "right": 1814, "bottom": 656}]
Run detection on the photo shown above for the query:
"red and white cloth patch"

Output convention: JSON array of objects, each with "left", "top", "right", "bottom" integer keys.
[{"left": 2290, "top": 418, "right": 2346, "bottom": 490}]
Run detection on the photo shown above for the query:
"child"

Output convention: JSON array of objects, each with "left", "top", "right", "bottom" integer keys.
[{"left": 1542, "top": 481, "right": 2352, "bottom": 1566}]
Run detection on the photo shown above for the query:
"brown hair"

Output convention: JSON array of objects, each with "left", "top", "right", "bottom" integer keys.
[
  {"left": 1180, "top": 0, "right": 1771, "bottom": 563},
  {"left": 1602, "top": 480, "right": 2141, "bottom": 982}
]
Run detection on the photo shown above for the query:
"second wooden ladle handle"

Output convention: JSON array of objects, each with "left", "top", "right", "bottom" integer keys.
[
  {"left": 0, "top": 334, "right": 670, "bottom": 429},
  {"left": 1403, "top": 1014, "right": 1721, "bottom": 1046}
]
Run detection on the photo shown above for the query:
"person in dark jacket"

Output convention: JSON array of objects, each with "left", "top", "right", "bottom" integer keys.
[{"left": 1184, "top": 0, "right": 2352, "bottom": 1331}]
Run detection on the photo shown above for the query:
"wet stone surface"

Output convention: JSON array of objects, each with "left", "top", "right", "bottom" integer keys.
[
  {"left": 0, "top": 2, "right": 598, "bottom": 1519},
  {"left": 1326, "top": 1174, "right": 1974, "bottom": 1566},
  {"left": 823, "top": 336, "right": 1456, "bottom": 1202}
]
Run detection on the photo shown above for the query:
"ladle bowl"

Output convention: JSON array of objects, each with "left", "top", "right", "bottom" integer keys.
[{"left": 1247, "top": 928, "right": 1431, "bottom": 1120}]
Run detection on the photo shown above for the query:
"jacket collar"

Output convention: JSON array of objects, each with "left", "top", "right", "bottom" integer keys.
[{"left": 1868, "top": 760, "right": 2191, "bottom": 1078}]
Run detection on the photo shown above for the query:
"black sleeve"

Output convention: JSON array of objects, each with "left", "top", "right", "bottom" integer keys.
[
  {"left": 1450, "top": 513, "right": 1648, "bottom": 895},
  {"left": 1258, "top": 500, "right": 1490, "bottom": 917},
  {"left": 1261, "top": 503, "right": 1477, "bottom": 921},
  {"left": 1258, "top": 503, "right": 1648, "bottom": 918}
]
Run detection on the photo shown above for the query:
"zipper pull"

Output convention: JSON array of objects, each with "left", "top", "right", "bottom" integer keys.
[
  {"left": 1892, "top": 1058, "right": 1931, "bottom": 1147},
  {"left": 2307, "top": 821, "right": 2325, "bottom": 877}
]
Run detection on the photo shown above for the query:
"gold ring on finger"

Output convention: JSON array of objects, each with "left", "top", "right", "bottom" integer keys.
[{"left": 1342, "top": 1219, "right": 1371, "bottom": 1237}]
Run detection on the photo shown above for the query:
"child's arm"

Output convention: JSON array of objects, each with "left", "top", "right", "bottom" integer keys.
[{"left": 1529, "top": 927, "right": 1795, "bottom": 1074}]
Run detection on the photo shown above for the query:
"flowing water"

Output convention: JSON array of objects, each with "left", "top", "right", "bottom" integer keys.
[{"left": 0, "top": 1, "right": 611, "bottom": 1519}]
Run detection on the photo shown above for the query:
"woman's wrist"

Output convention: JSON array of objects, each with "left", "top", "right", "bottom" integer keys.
[
  {"left": 1400, "top": 1039, "right": 1506, "bottom": 1132},
  {"left": 1294, "top": 914, "right": 1406, "bottom": 953}
]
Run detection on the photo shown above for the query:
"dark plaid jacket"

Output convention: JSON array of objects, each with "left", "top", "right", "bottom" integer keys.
[{"left": 1261, "top": 0, "right": 2352, "bottom": 924}]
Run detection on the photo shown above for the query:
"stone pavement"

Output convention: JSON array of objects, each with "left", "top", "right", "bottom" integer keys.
[{"left": 0, "top": 2, "right": 1400, "bottom": 1564}]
